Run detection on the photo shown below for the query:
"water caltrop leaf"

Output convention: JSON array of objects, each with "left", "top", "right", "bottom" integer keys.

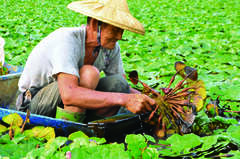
[
  {"left": 125, "top": 134, "right": 147, "bottom": 158},
  {"left": 226, "top": 125, "right": 240, "bottom": 146},
  {"left": 71, "top": 143, "right": 130, "bottom": 159},
  {"left": 184, "top": 66, "right": 198, "bottom": 81},
  {"left": 39, "top": 127, "right": 55, "bottom": 141},
  {"left": 200, "top": 135, "right": 218, "bottom": 151},
  {"left": 189, "top": 80, "right": 207, "bottom": 111},
  {"left": 45, "top": 136, "right": 68, "bottom": 150},
  {"left": 227, "top": 150, "right": 240, "bottom": 159},
  {"left": 70, "top": 138, "right": 90, "bottom": 149},
  {"left": 167, "top": 133, "right": 201, "bottom": 154},
  {"left": 194, "top": 80, "right": 207, "bottom": 99},
  {"left": 25, "top": 126, "right": 55, "bottom": 141},
  {"left": 175, "top": 61, "right": 186, "bottom": 78},
  {"left": 0, "top": 124, "right": 8, "bottom": 133},
  {"left": 68, "top": 131, "right": 89, "bottom": 140},
  {"left": 2, "top": 113, "right": 23, "bottom": 127},
  {"left": 12, "top": 126, "right": 21, "bottom": 136},
  {"left": 89, "top": 137, "right": 106, "bottom": 144},
  {"left": 192, "top": 95, "right": 204, "bottom": 112}
]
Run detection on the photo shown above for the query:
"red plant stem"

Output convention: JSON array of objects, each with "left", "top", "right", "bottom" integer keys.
[
  {"left": 168, "top": 87, "right": 194, "bottom": 98},
  {"left": 162, "top": 121, "right": 166, "bottom": 132},
  {"left": 158, "top": 113, "right": 163, "bottom": 125},
  {"left": 131, "top": 76, "right": 160, "bottom": 97},
  {"left": 167, "top": 99, "right": 189, "bottom": 106},
  {"left": 9, "top": 123, "right": 13, "bottom": 140},
  {"left": 167, "top": 73, "right": 178, "bottom": 88},
  {"left": 169, "top": 79, "right": 185, "bottom": 94},
  {"left": 171, "top": 104, "right": 185, "bottom": 114},
  {"left": 149, "top": 104, "right": 159, "bottom": 121},
  {"left": 170, "top": 106, "right": 180, "bottom": 118},
  {"left": 167, "top": 71, "right": 195, "bottom": 96},
  {"left": 155, "top": 143, "right": 171, "bottom": 147},
  {"left": 224, "top": 111, "right": 240, "bottom": 113},
  {"left": 21, "top": 109, "right": 30, "bottom": 133},
  {"left": 166, "top": 97, "right": 184, "bottom": 101},
  {"left": 140, "top": 81, "right": 160, "bottom": 96}
]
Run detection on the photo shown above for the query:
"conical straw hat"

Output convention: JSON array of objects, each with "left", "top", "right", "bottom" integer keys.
[{"left": 67, "top": 0, "right": 145, "bottom": 35}]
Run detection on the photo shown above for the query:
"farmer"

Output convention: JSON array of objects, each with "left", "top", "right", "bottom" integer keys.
[{"left": 16, "top": 0, "right": 156, "bottom": 122}]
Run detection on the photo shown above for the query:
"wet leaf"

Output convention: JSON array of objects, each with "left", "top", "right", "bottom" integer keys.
[
  {"left": 226, "top": 125, "right": 240, "bottom": 146},
  {"left": 68, "top": 131, "right": 89, "bottom": 140},
  {"left": 2, "top": 113, "right": 23, "bottom": 127},
  {"left": 125, "top": 134, "right": 147, "bottom": 158},
  {"left": 70, "top": 138, "right": 89, "bottom": 150},
  {"left": 71, "top": 143, "right": 129, "bottom": 159},
  {"left": 200, "top": 135, "right": 218, "bottom": 151},
  {"left": 0, "top": 124, "right": 8, "bottom": 134},
  {"left": 184, "top": 66, "right": 198, "bottom": 81},
  {"left": 206, "top": 103, "right": 219, "bottom": 117},
  {"left": 89, "top": 137, "right": 106, "bottom": 145},
  {"left": 167, "top": 133, "right": 201, "bottom": 154},
  {"left": 189, "top": 80, "right": 207, "bottom": 111},
  {"left": 24, "top": 126, "right": 55, "bottom": 141},
  {"left": 226, "top": 150, "right": 240, "bottom": 159},
  {"left": 175, "top": 61, "right": 186, "bottom": 78},
  {"left": 45, "top": 136, "right": 68, "bottom": 150}
]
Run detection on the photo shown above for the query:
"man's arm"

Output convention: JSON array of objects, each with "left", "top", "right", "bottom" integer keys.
[
  {"left": 130, "top": 87, "right": 141, "bottom": 94},
  {"left": 57, "top": 73, "right": 156, "bottom": 114}
]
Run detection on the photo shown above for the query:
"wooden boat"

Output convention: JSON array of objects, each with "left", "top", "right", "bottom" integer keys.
[{"left": 0, "top": 64, "right": 153, "bottom": 142}]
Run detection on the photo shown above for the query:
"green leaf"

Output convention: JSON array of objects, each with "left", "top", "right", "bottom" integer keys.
[
  {"left": 125, "top": 134, "right": 147, "bottom": 158},
  {"left": 200, "top": 135, "right": 218, "bottom": 151},
  {"left": 223, "top": 150, "right": 240, "bottom": 159},
  {"left": 226, "top": 125, "right": 240, "bottom": 146},
  {"left": 71, "top": 143, "right": 130, "bottom": 159},
  {"left": 70, "top": 138, "right": 90, "bottom": 150},
  {"left": 0, "top": 134, "right": 11, "bottom": 144},
  {"left": 2, "top": 113, "right": 23, "bottom": 127},
  {"left": 24, "top": 126, "right": 55, "bottom": 141},
  {"left": 45, "top": 136, "right": 67, "bottom": 150},
  {"left": 89, "top": 137, "right": 106, "bottom": 145},
  {"left": 0, "top": 124, "right": 8, "bottom": 134},
  {"left": 167, "top": 133, "right": 201, "bottom": 154},
  {"left": 68, "top": 131, "right": 89, "bottom": 140},
  {"left": 12, "top": 133, "right": 26, "bottom": 144},
  {"left": 143, "top": 134, "right": 156, "bottom": 143}
]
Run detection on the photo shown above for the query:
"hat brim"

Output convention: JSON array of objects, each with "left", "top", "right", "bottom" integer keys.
[{"left": 67, "top": 1, "right": 145, "bottom": 35}]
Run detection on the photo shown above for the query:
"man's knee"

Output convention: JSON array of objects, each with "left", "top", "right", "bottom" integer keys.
[
  {"left": 96, "top": 74, "right": 130, "bottom": 93},
  {"left": 79, "top": 65, "right": 100, "bottom": 89}
]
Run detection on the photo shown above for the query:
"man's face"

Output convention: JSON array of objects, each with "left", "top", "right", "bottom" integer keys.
[{"left": 100, "top": 23, "right": 123, "bottom": 49}]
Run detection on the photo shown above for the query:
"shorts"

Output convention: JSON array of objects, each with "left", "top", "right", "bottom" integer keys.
[{"left": 15, "top": 74, "right": 130, "bottom": 120}]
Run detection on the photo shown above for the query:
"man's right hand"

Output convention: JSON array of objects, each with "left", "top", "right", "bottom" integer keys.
[{"left": 122, "top": 94, "right": 156, "bottom": 114}]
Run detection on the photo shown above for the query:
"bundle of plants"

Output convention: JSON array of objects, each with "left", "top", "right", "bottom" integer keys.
[{"left": 129, "top": 62, "right": 206, "bottom": 138}]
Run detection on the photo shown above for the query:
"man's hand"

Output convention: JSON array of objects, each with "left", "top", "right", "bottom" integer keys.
[{"left": 123, "top": 94, "right": 156, "bottom": 114}]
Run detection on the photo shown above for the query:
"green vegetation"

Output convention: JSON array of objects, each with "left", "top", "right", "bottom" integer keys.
[
  {"left": 0, "top": 113, "right": 239, "bottom": 158},
  {"left": 0, "top": 0, "right": 239, "bottom": 158},
  {"left": 1, "top": 0, "right": 239, "bottom": 102}
]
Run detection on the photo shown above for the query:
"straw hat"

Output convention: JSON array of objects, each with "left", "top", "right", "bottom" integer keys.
[{"left": 67, "top": 0, "right": 145, "bottom": 35}]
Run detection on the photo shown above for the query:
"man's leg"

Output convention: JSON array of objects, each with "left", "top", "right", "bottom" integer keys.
[
  {"left": 17, "top": 65, "right": 99, "bottom": 119},
  {"left": 63, "top": 65, "right": 100, "bottom": 113},
  {"left": 85, "top": 74, "right": 130, "bottom": 121},
  {"left": 29, "top": 81, "right": 61, "bottom": 118}
]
